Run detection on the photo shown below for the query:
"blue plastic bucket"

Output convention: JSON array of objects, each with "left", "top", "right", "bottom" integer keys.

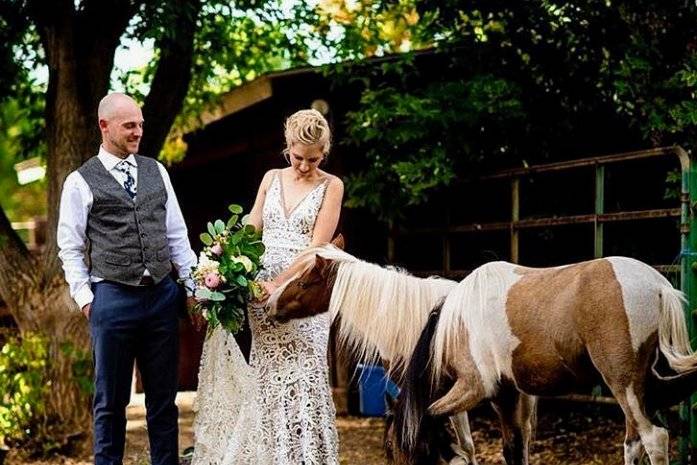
[{"left": 357, "top": 363, "right": 400, "bottom": 416}]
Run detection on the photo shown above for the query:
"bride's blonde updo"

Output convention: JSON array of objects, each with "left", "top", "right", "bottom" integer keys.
[{"left": 283, "top": 109, "right": 332, "bottom": 157}]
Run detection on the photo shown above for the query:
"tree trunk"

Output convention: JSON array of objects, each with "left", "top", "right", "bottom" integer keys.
[
  {"left": 0, "top": 0, "right": 203, "bottom": 454},
  {"left": 0, "top": 206, "right": 90, "bottom": 451}
]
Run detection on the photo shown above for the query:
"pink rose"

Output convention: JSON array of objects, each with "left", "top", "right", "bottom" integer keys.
[
  {"left": 205, "top": 273, "right": 221, "bottom": 289},
  {"left": 211, "top": 244, "right": 224, "bottom": 256}
]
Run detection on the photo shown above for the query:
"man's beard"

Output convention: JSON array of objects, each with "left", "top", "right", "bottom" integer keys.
[{"left": 110, "top": 135, "right": 138, "bottom": 155}]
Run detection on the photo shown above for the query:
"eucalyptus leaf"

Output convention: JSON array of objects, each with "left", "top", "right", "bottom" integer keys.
[
  {"left": 209, "top": 291, "right": 226, "bottom": 302},
  {"left": 200, "top": 233, "right": 213, "bottom": 246},
  {"left": 228, "top": 204, "right": 243, "bottom": 214},
  {"left": 195, "top": 288, "right": 212, "bottom": 300},
  {"left": 214, "top": 219, "right": 226, "bottom": 234},
  {"left": 207, "top": 222, "right": 216, "bottom": 237}
]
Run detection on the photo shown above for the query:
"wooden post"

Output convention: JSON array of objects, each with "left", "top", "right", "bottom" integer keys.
[
  {"left": 511, "top": 177, "right": 520, "bottom": 263},
  {"left": 594, "top": 165, "right": 605, "bottom": 258}
]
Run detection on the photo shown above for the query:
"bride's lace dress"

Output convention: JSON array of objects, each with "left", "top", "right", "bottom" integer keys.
[{"left": 192, "top": 170, "right": 339, "bottom": 465}]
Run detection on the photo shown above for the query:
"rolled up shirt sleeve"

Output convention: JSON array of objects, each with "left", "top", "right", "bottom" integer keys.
[
  {"left": 57, "top": 172, "right": 94, "bottom": 310},
  {"left": 158, "top": 163, "right": 197, "bottom": 295}
]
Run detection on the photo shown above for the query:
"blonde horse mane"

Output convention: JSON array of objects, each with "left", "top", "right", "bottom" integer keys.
[
  {"left": 430, "top": 261, "right": 514, "bottom": 389},
  {"left": 272, "top": 244, "right": 457, "bottom": 379}
]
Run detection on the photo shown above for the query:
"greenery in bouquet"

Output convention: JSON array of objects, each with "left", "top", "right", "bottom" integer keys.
[{"left": 191, "top": 204, "right": 264, "bottom": 334}]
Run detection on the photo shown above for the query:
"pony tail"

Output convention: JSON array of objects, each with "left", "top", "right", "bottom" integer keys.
[
  {"left": 396, "top": 302, "right": 444, "bottom": 454},
  {"left": 658, "top": 285, "right": 697, "bottom": 374}
]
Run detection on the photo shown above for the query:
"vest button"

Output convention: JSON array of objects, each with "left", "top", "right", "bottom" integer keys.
[{"left": 140, "top": 233, "right": 146, "bottom": 238}]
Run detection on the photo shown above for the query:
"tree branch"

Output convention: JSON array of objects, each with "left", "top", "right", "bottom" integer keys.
[
  {"left": 140, "top": 0, "right": 202, "bottom": 158},
  {"left": 77, "top": 0, "right": 143, "bottom": 113},
  {"left": 26, "top": 0, "right": 74, "bottom": 35}
]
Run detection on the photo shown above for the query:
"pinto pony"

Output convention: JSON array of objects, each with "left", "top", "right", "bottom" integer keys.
[
  {"left": 388, "top": 257, "right": 697, "bottom": 465},
  {"left": 266, "top": 244, "right": 479, "bottom": 464}
]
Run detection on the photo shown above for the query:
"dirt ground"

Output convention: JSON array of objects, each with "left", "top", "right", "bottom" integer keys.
[{"left": 8, "top": 393, "right": 678, "bottom": 465}]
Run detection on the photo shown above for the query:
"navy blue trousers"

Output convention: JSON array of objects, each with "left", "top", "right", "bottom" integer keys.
[{"left": 89, "top": 276, "right": 180, "bottom": 465}]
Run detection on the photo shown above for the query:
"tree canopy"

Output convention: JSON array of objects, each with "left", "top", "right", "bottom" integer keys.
[{"left": 321, "top": 0, "right": 697, "bottom": 221}]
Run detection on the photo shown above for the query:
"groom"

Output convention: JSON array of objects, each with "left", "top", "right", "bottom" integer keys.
[{"left": 57, "top": 93, "right": 197, "bottom": 465}]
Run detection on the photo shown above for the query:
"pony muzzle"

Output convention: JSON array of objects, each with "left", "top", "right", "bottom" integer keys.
[{"left": 272, "top": 300, "right": 302, "bottom": 322}]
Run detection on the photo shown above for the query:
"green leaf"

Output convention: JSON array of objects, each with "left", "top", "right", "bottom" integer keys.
[
  {"left": 207, "top": 222, "right": 216, "bottom": 237},
  {"left": 228, "top": 204, "right": 243, "bottom": 214},
  {"left": 195, "top": 288, "right": 212, "bottom": 300},
  {"left": 214, "top": 219, "right": 226, "bottom": 234},
  {"left": 230, "top": 230, "right": 243, "bottom": 245},
  {"left": 200, "top": 233, "right": 213, "bottom": 246},
  {"left": 209, "top": 291, "right": 226, "bottom": 302},
  {"left": 235, "top": 275, "right": 248, "bottom": 287},
  {"left": 227, "top": 214, "right": 239, "bottom": 229}
]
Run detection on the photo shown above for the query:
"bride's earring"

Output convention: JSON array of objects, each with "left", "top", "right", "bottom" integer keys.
[{"left": 283, "top": 152, "right": 291, "bottom": 165}]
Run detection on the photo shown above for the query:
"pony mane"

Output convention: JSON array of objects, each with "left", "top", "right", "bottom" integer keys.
[
  {"left": 292, "top": 243, "right": 360, "bottom": 275},
  {"left": 268, "top": 244, "right": 456, "bottom": 380},
  {"left": 327, "top": 257, "right": 456, "bottom": 380},
  {"left": 269, "top": 244, "right": 457, "bottom": 381},
  {"left": 397, "top": 304, "right": 443, "bottom": 454},
  {"left": 267, "top": 244, "right": 359, "bottom": 302},
  {"left": 431, "top": 261, "right": 515, "bottom": 391}
]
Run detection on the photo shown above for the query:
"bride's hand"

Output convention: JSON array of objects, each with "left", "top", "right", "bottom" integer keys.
[{"left": 255, "top": 281, "right": 278, "bottom": 304}]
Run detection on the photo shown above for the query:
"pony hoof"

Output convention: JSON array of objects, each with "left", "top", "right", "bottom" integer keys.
[{"left": 449, "top": 443, "right": 476, "bottom": 465}]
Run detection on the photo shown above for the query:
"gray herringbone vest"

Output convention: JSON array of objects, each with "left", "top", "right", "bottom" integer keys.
[{"left": 77, "top": 155, "right": 172, "bottom": 286}]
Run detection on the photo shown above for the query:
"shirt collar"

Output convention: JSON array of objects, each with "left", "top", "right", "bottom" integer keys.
[{"left": 97, "top": 146, "right": 138, "bottom": 171}]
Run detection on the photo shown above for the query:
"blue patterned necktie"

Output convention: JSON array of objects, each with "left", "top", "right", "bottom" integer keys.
[{"left": 115, "top": 160, "right": 137, "bottom": 199}]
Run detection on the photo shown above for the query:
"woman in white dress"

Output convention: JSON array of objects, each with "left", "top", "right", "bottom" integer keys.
[{"left": 192, "top": 109, "right": 344, "bottom": 465}]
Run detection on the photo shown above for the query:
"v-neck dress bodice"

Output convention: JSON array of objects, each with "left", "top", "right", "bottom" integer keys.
[{"left": 259, "top": 171, "right": 329, "bottom": 276}]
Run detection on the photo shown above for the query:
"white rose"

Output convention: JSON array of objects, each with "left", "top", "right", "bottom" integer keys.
[{"left": 231, "top": 255, "right": 254, "bottom": 273}]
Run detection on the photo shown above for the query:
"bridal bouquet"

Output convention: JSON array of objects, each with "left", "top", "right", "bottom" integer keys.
[{"left": 190, "top": 204, "right": 265, "bottom": 334}]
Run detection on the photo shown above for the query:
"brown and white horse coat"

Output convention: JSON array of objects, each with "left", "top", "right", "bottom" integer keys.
[{"left": 398, "top": 256, "right": 695, "bottom": 465}]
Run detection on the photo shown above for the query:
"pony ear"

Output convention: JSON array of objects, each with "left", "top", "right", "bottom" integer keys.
[
  {"left": 315, "top": 255, "right": 332, "bottom": 278},
  {"left": 331, "top": 233, "right": 345, "bottom": 250}
]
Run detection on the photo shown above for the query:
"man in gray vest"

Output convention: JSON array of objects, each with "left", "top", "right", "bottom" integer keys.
[{"left": 57, "top": 93, "right": 197, "bottom": 465}]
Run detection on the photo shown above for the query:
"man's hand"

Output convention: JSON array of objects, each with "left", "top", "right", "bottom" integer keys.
[
  {"left": 81, "top": 303, "right": 91, "bottom": 320},
  {"left": 187, "top": 296, "right": 205, "bottom": 332}
]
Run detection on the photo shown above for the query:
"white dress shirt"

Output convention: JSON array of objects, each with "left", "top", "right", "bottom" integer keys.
[{"left": 57, "top": 146, "right": 197, "bottom": 309}]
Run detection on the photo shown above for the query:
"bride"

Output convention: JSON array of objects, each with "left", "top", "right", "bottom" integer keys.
[{"left": 192, "top": 109, "right": 345, "bottom": 465}]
